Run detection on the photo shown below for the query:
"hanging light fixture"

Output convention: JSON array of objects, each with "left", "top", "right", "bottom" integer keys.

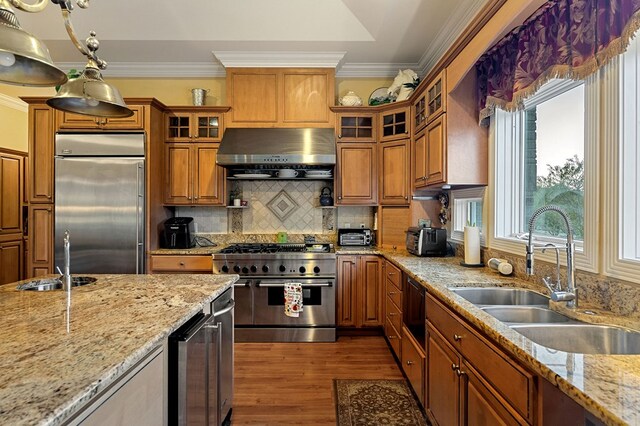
[{"left": 1, "top": 0, "right": 132, "bottom": 117}]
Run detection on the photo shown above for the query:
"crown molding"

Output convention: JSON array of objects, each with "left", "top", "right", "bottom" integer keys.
[
  {"left": 417, "top": 0, "right": 488, "bottom": 77},
  {"left": 336, "top": 62, "right": 419, "bottom": 78},
  {"left": 56, "top": 62, "right": 227, "bottom": 78},
  {"left": 212, "top": 51, "right": 346, "bottom": 68},
  {"left": 0, "top": 93, "right": 28, "bottom": 112}
]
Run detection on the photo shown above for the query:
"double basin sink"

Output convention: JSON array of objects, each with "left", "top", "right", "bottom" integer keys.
[
  {"left": 17, "top": 276, "right": 97, "bottom": 291},
  {"left": 450, "top": 287, "right": 640, "bottom": 355}
]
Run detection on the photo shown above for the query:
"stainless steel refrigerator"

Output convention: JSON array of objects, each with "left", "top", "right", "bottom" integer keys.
[{"left": 54, "top": 133, "right": 145, "bottom": 274}]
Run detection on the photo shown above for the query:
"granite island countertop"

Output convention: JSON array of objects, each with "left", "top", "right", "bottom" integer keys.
[{"left": 0, "top": 273, "right": 237, "bottom": 426}]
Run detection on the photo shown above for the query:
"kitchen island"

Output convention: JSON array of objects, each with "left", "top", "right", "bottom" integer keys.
[{"left": 0, "top": 273, "right": 237, "bottom": 426}]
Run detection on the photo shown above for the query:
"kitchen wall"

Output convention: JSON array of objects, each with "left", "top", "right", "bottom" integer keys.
[{"left": 0, "top": 100, "right": 28, "bottom": 152}]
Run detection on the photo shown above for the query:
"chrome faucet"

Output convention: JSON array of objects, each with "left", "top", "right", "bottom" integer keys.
[
  {"left": 526, "top": 206, "right": 577, "bottom": 308},
  {"left": 62, "top": 230, "right": 72, "bottom": 291}
]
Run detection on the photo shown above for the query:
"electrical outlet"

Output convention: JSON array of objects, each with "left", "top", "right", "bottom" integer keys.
[
  {"left": 344, "top": 223, "right": 351, "bottom": 228},
  {"left": 194, "top": 222, "right": 199, "bottom": 233},
  {"left": 360, "top": 223, "right": 365, "bottom": 229}
]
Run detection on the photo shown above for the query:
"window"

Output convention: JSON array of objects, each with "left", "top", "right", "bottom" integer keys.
[
  {"left": 450, "top": 188, "right": 486, "bottom": 245},
  {"left": 490, "top": 77, "right": 599, "bottom": 272}
]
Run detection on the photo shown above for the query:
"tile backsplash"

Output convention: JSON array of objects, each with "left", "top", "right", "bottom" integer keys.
[{"left": 175, "top": 206, "right": 228, "bottom": 233}]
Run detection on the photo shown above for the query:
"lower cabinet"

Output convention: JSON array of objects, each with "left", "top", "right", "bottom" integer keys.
[
  {"left": 383, "top": 260, "right": 403, "bottom": 358},
  {"left": 28, "top": 205, "right": 53, "bottom": 277},
  {"left": 336, "top": 255, "right": 383, "bottom": 327},
  {"left": 0, "top": 238, "right": 23, "bottom": 285},
  {"left": 426, "top": 293, "right": 536, "bottom": 425},
  {"left": 401, "top": 325, "right": 425, "bottom": 405},
  {"left": 149, "top": 255, "right": 213, "bottom": 273}
]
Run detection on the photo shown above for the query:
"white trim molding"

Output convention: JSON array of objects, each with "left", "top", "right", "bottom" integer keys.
[
  {"left": 56, "top": 62, "right": 228, "bottom": 78},
  {"left": 0, "top": 93, "right": 28, "bottom": 112},
  {"left": 212, "top": 51, "right": 346, "bottom": 69}
]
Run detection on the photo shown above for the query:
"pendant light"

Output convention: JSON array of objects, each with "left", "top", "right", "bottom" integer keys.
[{"left": 0, "top": 1, "right": 67, "bottom": 86}]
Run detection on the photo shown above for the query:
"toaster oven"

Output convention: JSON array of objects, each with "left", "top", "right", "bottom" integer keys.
[
  {"left": 405, "top": 227, "right": 447, "bottom": 256},
  {"left": 338, "top": 228, "right": 373, "bottom": 246}
]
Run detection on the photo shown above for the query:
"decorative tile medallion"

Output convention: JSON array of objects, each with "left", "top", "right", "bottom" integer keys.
[{"left": 267, "top": 189, "right": 299, "bottom": 221}]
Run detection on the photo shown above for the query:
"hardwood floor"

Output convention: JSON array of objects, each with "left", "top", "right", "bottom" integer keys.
[{"left": 231, "top": 336, "right": 404, "bottom": 425}]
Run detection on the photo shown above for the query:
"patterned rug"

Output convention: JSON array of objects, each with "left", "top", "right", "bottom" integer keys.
[{"left": 334, "top": 379, "right": 428, "bottom": 426}]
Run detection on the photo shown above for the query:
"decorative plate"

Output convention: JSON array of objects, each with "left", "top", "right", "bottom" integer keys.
[{"left": 368, "top": 87, "right": 391, "bottom": 106}]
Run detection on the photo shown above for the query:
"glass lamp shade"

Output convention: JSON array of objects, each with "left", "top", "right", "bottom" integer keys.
[
  {"left": 0, "top": 7, "right": 67, "bottom": 86},
  {"left": 46, "top": 66, "right": 133, "bottom": 118}
]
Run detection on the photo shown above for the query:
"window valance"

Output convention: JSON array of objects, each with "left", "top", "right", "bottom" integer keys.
[{"left": 476, "top": 0, "right": 640, "bottom": 124}]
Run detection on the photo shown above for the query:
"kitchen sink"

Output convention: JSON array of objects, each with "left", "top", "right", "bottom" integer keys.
[
  {"left": 510, "top": 324, "right": 640, "bottom": 354},
  {"left": 481, "top": 306, "right": 575, "bottom": 324},
  {"left": 450, "top": 287, "right": 549, "bottom": 306},
  {"left": 17, "top": 276, "right": 98, "bottom": 291}
]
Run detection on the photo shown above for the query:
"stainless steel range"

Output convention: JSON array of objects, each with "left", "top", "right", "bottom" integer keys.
[{"left": 212, "top": 243, "right": 336, "bottom": 342}]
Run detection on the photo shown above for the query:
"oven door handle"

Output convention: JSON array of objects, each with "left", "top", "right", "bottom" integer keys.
[
  {"left": 234, "top": 280, "right": 252, "bottom": 287},
  {"left": 257, "top": 282, "right": 333, "bottom": 288}
]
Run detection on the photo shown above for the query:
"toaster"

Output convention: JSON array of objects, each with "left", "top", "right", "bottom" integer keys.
[
  {"left": 338, "top": 228, "right": 374, "bottom": 246},
  {"left": 162, "top": 217, "right": 195, "bottom": 249},
  {"left": 405, "top": 227, "right": 447, "bottom": 256}
]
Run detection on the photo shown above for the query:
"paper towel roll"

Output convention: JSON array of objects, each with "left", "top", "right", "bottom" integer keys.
[{"left": 464, "top": 226, "right": 481, "bottom": 265}]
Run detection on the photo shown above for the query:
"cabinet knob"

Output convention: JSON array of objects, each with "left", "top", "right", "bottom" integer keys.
[
  {"left": 453, "top": 334, "right": 463, "bottom": 341},
  {"left": 406, "top": 360, "right": 414, "bottom": 366},
  {"left": 456, "top": 369, "right": 466, "bottom": 377},
  {"left": 338, "top": 196, "right": 342, "bottom": 200},
  {"left": 194, "top": 196, "right": 198, "bottom": 200},
  {"left": 451, "top": 363, "right": 459, "bottom": 371},
  {"left": 338, "top": 134, "right": 342, "bottom": 139},
  {"left": 179, "top": 262, "right": 185, "bottom": 266},
  {"left": 187, "top": 196, "right": 192, "bottom": 200},
  {"left": 194, "top": 135, "right": 199, "bottom": 139},
  {"left": 404, "top": 196, "right": 408, "bottom": 200}
]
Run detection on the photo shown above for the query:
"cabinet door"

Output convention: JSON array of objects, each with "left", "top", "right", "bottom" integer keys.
[
  {"left": 193, "top": 113, "right": 222, "bottom": 142},
  {"left": 426, "top": 115, "right": 446, "bottom": 186},
  {"left": 414, "top": 132, "right": 427, "bottom": 188},
  {"left": 0, "top": 239, "right": 22, "bottom": 285},
  {"left": 379, "top": 107, "right": 410, "bottom": 142},
  {"left": 402, "top": 326, "right": 426, "bottom": 406},
  {"left": 57, "top": 105, "right": 144, "bottom": 130},
  {"left": 358, "top": 255, "right": 382, "bottom": 327},
  {"left": 0, "top": 153, "right": 23, "bottom": 235},
  {"left": 104, "top": 105, "right": 144, "bottom": 129},
  {"left": 414, "top": 91, "right": 427, "bottom": 134},
  {"left": 165, "top": 144, "right": 192, "bottom": 204},
  {"left": 28, "top": 205, "right": 53, "bottom": 277},
  {"left": 336, "top": 144, "right": 377, "bottom": 205},
  {"left": 166, "top": 113, "right": 193, "bottom": 142},
  {"left": 380, "top": 139, "right": 410, "bottom": 205},
  {"left": 28, "top": 105, "right": 55, "bottom": 203},
  {"left": 337, "top": 256, "right": 358, "bottom": 327},
  {"left": 193, "top": 144, "right": 224, "bottom": 205},
  {"left": 336, "top": 113, "right": 375, "bottom": 142},
  {"left": 426, "top": 325, "right": 460, "bottom": 426},
  {"left": 227, "top": 69, "right": 279, "bottom": 125},
  {"left": 282, "top": 70, "right": 333, "bottom": 126},
  {"left": 427, "top": 70, "right": 446, "bottom": 120}
]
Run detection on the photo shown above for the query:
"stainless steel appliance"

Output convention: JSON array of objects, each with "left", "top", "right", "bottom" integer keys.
[
  {"left": 54, "top": 133, "right": 145, "bottom": 274},
  {"left": 168, "top": 288, "right": 235, "bottom": 425},
  {"left": 405, "top": 226, "right": 447, "bottom": 257},
  {"left": 338, "top": 228, "right": 373, "bottom": 246},
  {"left": 212, "top": 243, "right": 336, "bottom": 342}
]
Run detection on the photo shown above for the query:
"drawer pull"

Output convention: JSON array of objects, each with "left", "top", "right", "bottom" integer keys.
[
  {"left": 451, "top": 363, "right": 459, "bottom": 371},
  {"left": 456, "top": 369, "right": 466, "bottom": 377},
  {"left": 389, "top": 312, "right": 397, "bottom": 316},
  {"left": 406, "top": 360, "right": 414, "bottom": 366},
  {"left": 388, "top": 272, "right": 396, "bottom": 275},
  {"left": 388, "top": 291, "right": 397, "bottom": 295},
  {"left": 389, "top": 335, "right": 397, "bottom": 339},
  {"left": 453, "top": 334, "right": 463, "bottom": 341}
]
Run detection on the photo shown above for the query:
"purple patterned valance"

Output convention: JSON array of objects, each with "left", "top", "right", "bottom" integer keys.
[{"left": 476, "top": 0, "right": 640, "bottom": 124}]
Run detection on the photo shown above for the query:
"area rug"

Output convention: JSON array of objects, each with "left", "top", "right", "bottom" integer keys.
[{"left": 334, "top": 379, "right": 428, "bottom": 426}]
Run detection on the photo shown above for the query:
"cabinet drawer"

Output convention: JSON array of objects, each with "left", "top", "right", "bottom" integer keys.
[
  {"left": 385, "top": 278, "right": 402, "bottom": 310},
  {"left": 150, "top": 255, "right": 212, "bottom": 272},
  {"left": 384, "top": 316, "right": 402, "bottom": 358},
  {"left": 384, "top": 261, "right": 402, "bottom": 289},
  {"left": 401, "top": 326, "right": 425, "bottom": 405},
  {"left": 386, "top": 294, "right": 402, "bottom": 332},
  {"left": 427, "top": 294, "right": 535, "bottom": 422}
]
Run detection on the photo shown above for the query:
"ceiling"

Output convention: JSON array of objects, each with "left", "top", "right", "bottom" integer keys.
[{"left": 16, "top": 0, "right": 490, "bottom": 78}]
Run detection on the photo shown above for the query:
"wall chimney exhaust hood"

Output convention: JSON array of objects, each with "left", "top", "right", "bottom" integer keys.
[{"left": 217, "top": 128, "right": 336, "bottom": 166}]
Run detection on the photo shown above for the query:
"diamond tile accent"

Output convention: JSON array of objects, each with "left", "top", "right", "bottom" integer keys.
[{"left": 267, "top": 190, "right": 299, "bottom": 221}]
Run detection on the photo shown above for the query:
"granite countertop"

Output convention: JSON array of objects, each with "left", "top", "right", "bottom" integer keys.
[
  {"left": 0, "top": 274, "right": 237, "bottom": 426},
  {"left": 377, "top": 249, "right": 640, "bottom": 426}
]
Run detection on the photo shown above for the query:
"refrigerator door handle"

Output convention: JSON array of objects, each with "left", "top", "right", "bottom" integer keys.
[{"left": 136, "top": 162, "right": 145, "bottom": 274}]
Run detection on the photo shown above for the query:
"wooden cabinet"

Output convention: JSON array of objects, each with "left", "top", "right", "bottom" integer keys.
[
  {"left": 413, "top": 90, "right": 427, "bottom": 134},
  {"left": 414, "top": 116, "right": 446, "bottom": 189},
  {"left": 57, "top": 105, "right": 145, "bottom": 130},
  {"left": 27, "top": 102, "right": 55, "bottom": 203},
  {"left": 379, "top": 139, "right": 410, "bottom": 205},
  {"left": 336, "top": 143, "right": 377, "bottom": 205},
  {"left": 27, "top": 205, "right": 53, "bottom": 278},
  {"left": 0, "top": 239, "right": 22, "bottom": 285},
  {"left": 165, "top": 108, "right": 226, "bottom": 142},
  {"left": 379, "top": 106, "right": 410, "bottom": 142},
  {"left": 426, "top": 70, "right": 446, "bottom": 121},
  {"left": 226, "top": 68, "right": 335, "bottom": 128},
  {"left": 402, "top": 325, "right": 426, "bottom": 406},
  {"left": 383, "top": 260, "right": 403, "bottom": 358},
  {"left": 0, "top": 151, "right": 23, "bottom": 235},
  {"left": 335, "top": 112, "right": 376, "bottom": 142},
  {"left": 164, "top": 143, "right": 225, "bottom": 205},
  {"left": 149, "top": 255, "right": 213, "bottom": 273},
  {"left": 337, "top": 255, "right": 383, "bottom": 328},
  {"left": 426, "top": 293, "right": 536, "bottom": 425}
]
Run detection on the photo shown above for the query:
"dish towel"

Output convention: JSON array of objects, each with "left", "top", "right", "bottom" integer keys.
[{"left": 284, "top": 283, "right": 303, "bottom": 317}]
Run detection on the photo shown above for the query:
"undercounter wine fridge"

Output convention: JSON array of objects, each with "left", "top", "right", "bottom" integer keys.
[{"left": 54, "top": 133, "right": 146, "bottom": 274}]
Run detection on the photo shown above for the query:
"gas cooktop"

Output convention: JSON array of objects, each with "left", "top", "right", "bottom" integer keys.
[{"left": 217, "top": 243, "right": 333, "bottom": 254}]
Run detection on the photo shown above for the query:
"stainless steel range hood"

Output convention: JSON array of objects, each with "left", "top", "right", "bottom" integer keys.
[{"left": 217, "top": 128, "right": 336, "bottom": 166}]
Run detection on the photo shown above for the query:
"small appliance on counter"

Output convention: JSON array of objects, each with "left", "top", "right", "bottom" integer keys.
[
  {"left": 338, "top": 228, "right": 374, "bottom": 246},
  {"left": 162, "top": 217, "right": 195, "bottom": 249},
  {"left": 406, "top": 226, "right": 447, "bottom": 256}
]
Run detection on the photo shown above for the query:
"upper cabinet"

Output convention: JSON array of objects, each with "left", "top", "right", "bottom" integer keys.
[
  {"left": 165, "top": 107, "right": 228, "bottom": 143},
  {"left": 379, "top": 106, "right": 410, "bottom": 142},
  {"left": 57, "top": 106, "right": 145, "bottom": 130},
  {"left": 335, "top": 111, "right": 376, "bottom": 143},
  {"left": 426, "top": 70, "right": 446, "bottom": 120},
  {"left": 226, "top": 68, "right": 335, "bottom": 128},
  {"left": 0, "top": 151, "right": 24, "bottom": 236}
]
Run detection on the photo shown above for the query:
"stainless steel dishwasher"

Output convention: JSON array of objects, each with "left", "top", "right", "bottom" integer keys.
[{"left": 168, "top": 288, "right": 235, "bottom": 425}]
